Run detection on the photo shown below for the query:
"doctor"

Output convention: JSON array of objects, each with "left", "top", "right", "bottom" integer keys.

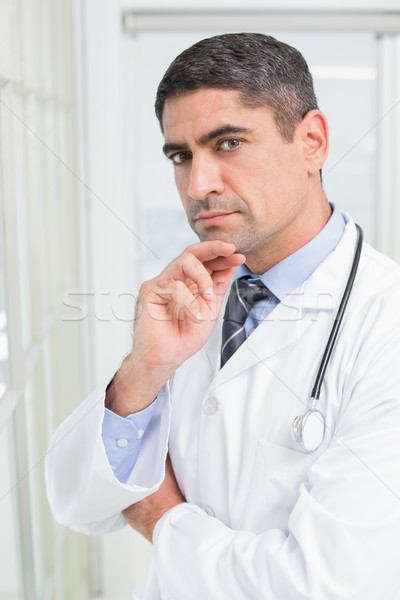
[{"left": 46, "top": 33, "right": 400, "bottom": 598}]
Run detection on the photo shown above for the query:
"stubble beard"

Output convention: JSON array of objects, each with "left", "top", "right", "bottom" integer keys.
[{"left": 191, "top": 216, "right": 269, "bottom": 259}]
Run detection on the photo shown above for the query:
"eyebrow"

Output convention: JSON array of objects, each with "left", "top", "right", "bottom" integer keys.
[{"left": 162, "top": 125, "right": 253, "bottom": 157}]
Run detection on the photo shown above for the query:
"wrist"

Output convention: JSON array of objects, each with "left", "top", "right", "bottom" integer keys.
[{"left": 105, "top": 355, "right": 171, "bottom": 417}]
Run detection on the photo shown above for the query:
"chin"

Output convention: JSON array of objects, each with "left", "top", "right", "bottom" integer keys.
[{"left": 195, "top": 226, "right": 232, "bottom": 243}]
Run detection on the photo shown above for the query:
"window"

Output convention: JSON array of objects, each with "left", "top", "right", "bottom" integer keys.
[{"left": 0, "top": 1, "right": 90, "bottom": 598}]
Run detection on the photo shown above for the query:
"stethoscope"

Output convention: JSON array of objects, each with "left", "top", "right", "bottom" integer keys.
[{"left": 291, "top": 224, "right": 363, "bottom": 453}]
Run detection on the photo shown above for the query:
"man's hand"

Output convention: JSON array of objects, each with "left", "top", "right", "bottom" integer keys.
[
  {"left": 106, "top": 241, "right": 245, "bottom": 416},
  {"left": 122, "top": 455, "right": 185, "bottom": 543}
]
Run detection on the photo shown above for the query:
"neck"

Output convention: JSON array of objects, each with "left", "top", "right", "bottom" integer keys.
[{"left": 245, "top": 191, "right": 332, "bottom": 274}]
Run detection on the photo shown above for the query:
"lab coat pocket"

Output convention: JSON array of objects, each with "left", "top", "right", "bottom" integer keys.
[{"left": 243, "top": 440, "right": 316, "bottom": 534}]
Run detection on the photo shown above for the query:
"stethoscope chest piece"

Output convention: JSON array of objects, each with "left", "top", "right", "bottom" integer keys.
[{"left": 291, "top": 408, "right": 325, "bottom": 453}]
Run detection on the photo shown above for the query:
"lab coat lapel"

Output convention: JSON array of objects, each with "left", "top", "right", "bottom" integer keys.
[
  {"left": 203, "top": 277, "right": 314, "bottom": 376},
  {"left": 210, "top": 296, "right": 314, "bottom": 388}
]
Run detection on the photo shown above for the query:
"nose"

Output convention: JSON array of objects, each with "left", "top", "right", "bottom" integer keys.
[{"left": 188, "top": 154, "right": 225, "bottom": 200}]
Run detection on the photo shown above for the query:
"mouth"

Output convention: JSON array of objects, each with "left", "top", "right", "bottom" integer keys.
[{"left": 195, "top": 211, "right": 237, "bottom": 227}]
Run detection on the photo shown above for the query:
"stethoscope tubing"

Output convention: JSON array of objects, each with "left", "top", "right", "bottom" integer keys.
[{"left": 311, "top": 224, "right": 363, "bottom": 401}]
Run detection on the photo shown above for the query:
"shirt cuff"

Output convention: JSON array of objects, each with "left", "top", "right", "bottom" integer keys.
[{"left": 101, "top": 398, "right": 159, "bottom": 483}]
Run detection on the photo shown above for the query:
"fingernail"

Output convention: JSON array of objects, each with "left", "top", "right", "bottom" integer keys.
[{"left": 204, "top": 287, "right": 214, "bottom": 298}]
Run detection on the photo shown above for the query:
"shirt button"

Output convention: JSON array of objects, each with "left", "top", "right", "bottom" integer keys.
[
  {"left": 116, "top": 438, "right": 128, "bottom": 448},
  {"left": 137, "top": 429, "right": 144, "bottom": 439},
  {"left": 203, "top": 398, "right": 218, "bottom": 415},
  {"left": 205, "top": 505, "right": 215, "bottom": 517}
]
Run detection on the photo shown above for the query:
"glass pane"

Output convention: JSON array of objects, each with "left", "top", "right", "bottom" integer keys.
[
  {"left": 0, "top": 0, "right": 13, "bottom": 79},
  {"left": 135, "top": 31, "right": 377, "bottom": 280},
  {"left": 13, "top": 94, "right": 32, "bottom": 351},
  {"left": 0, "top": 421, "right": 23, "bottom": 599},
  {"left": 24, "top": 380, "right": 46, "bottom": 599},
  {"left": 10, "top": 0, "right": 21, "bottom": 81},
  {"left": 0, "top": 200, "right": 9, "bottom": 399}
]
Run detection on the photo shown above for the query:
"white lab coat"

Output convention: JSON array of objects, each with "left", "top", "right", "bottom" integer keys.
[{"left": 46, "top": 219, "right": 400, "bottom": 599}]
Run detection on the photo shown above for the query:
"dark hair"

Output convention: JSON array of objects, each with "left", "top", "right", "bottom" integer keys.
[{"left": 155, "top": 32, "right": 319, "bottom": 143}]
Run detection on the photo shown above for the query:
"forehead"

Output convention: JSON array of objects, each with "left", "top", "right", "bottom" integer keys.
[{"left": 162, "top": 88, "right": 276, "bottom": 140}]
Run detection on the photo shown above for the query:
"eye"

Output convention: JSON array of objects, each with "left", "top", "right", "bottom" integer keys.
[
  {"left": 169, "top": 151, "right": 192, "bottom": 165},
  {"left": 220, "top": 139, "right": 241, "bottom": 151}
]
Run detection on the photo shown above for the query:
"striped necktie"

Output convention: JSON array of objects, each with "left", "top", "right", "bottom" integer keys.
[{"left": 221, "top": 277, "right": 270, "bottom": 368}]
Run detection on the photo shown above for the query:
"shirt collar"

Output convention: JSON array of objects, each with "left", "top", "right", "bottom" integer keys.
[{"left": 234, "top": 204, "right": 347, "bottom": 301}]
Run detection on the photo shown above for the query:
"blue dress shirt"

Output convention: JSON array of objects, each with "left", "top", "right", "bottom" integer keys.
[{"left": 102, "top": 205, "right": 346, "bottom": 483}]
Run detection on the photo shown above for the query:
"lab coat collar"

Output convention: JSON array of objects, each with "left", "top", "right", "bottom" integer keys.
[
  {"left": 295, "top": 216, "right": 358, "bottom": 310},
  {"left": 204, "top": 217, "right": 359, "bottom": 385}
]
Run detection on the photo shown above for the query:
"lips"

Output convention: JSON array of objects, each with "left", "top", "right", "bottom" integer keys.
[{"left": 196, "top": 211, "right": 237, "bottom": 226}]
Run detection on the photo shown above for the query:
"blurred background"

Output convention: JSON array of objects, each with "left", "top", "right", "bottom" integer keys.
[{"left": 0, "top": 0, "right": 399, "bottom": 598}]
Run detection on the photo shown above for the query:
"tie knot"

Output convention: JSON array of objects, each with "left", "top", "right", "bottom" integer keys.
[
  {"left": 224, "top": 277, "right": 269, "bottom": 324},
  {"left": 221, "top": 277, "right": 270, "bottom": 367}
]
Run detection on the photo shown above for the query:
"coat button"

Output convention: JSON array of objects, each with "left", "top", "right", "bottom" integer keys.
[{"left": 203, "top": 397, "right": 218, "bottom": 415}]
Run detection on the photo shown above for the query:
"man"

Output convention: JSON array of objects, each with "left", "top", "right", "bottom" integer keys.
[{"left": 46, "top": 34, "right": 400, "bottom": 599}]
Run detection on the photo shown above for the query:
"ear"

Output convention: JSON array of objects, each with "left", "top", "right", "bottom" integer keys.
[{"left": 299, "top": 110, "right": 329, "bottom": 175}]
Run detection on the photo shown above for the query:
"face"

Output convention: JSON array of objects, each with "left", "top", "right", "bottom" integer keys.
[{"left": 162, "top": 88, "right": 324, "bottom": 272}]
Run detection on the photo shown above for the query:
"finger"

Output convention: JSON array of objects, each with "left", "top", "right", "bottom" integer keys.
[
  {"left": 211, "top": 266, "right": 239, "bottom": 300},
  {"left": 161, "top": 241, "right": 238, "bottom": 282},
  {"left": 183, "top": 240, "right": 238, "bottom": 263},
  {"left": 159, "top": 252, "right": 216, "bottom": 301},
  {"left": 180, "top": 252, "right": 245, "bottom": 303},
  {"left": 149, "top": 279, "right": 206, "bottom": 323},
  {"left": 184, "top": 252, "right": 245, "bottom": 303},
  {"left": 204, "top": 252, "right": 246, "bottom": 274}
]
